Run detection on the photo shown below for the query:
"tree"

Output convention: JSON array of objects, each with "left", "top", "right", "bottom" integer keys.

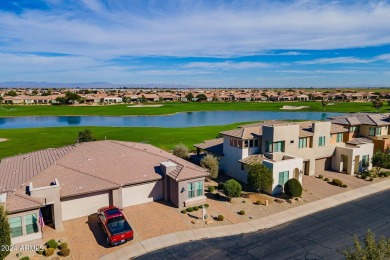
[
  {"left": 223, "top": 179, "right": 242, "bottom": 199},
  {"left": 186, "top": 92, "right": 194, "bottom": 101},
  {"left": 343, "top": 230, "right": 390, "bottom": 260},
  {"left": 55, "top": 96, "right": 67, "bottom": 105},
  {"left": 284, "top": 178, "right": 303, "bottom": 197},
  {"left": 173, "top": 143, "right": 190, "bottom": 159},
  {"left": 196, "top": 94, "right": 207, "bottom": 102},
  {"left": 0, "top": 205, "right": 11, "bottom": 259},
  {"left": 5, "top": 90, "right": 17, "bottom": 97},
  {"left": 77, "top": 129, "right": 96, "bottom": 143},
  {"left": 32, "top": 89, "right": 39, "bottom": 96},
  {"left": 371, "top": 151, "right": 390, "bottom": 176},
  {"left": 247, "top": 163, "right": 273, "bottom": 193},
  {"left": 65, "top": 91, "right": 82, "bottom": 104},
  {"left": 0, "top": 96, "right": 3, "bottom": 103},
  {"left": 321, "top": 100, "right": 328, "bottom": 111},
  {"left": 200, "top": 154, "right": 219, "bottom": 179},
  {"left": 372, "top": 99, "right": 383, "bottom": 113}
]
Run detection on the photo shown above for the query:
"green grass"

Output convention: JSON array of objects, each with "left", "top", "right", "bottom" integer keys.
[
  {"left": 0, "top": 101, "right": 388, "bottom": 116},
  {"left": 0, "top": 123, "right": 250, "bottom": 159}
]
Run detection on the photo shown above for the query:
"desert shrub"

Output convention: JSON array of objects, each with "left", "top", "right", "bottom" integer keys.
[
  {"left": 217, "top": 215, "right": 224, "bottom": 221},
  {"left": 324, "top": 178, "right": 329, "bottom": 181},
  {"left": 319, "top": 175, "right": 323, "bottom": 179},
  {"left": 58, "top": 248, "right": 71, "bottom": 257},
  {"left": 186, "top": 207, "right": 194, "bottom": 212},
  {"left": 369, "top": 177, "right": 374, "bottom": 181},
  {"left": 382, "top": 171, "right": 390, "bottom": 177},
  {"left": 181, "top": 209, "right": 187, "bottom": 214},
  {"left": 223, "top": 179, "right": 242, "bottom": 198},
  {"left": 193, "top": 206, "right": 199, "bottom": 211},
  {"left": 204, "top": 204, "right": 209, "bottom": 208},
  {"left": 255, "top": 200, "right": 262, "bottom": 205},
  {"left": 200, "top": 154, "right": 219, "bottom": 179},
  {"left": 37, "top": 248, "right": 44, "bottom": 255},
  {"left": 20, "top": 257, "right": 29, "bottom": 260},
  {"left": 208, "top": 186, "right": 215, "bottom": 193},
  {"left": 173, "top": 143, "right": 189, "bottom": 159},
  {"left": 199, "top": 205, "right": 203, "bottom": 209},
  {"left": 332, "top": 179, "right": 343, "bottom": 187},
  {"left": 342, "top": 184, "right": 348, "bottom": 188},
  {"left": 284, "top": 178, "right": 303, "bottom": 197},
  {"left": 58, "top": 242, "right": 68, "bottom": 250},
  {"left": 44, "top": 248, "right": 55, "bottom": 256},
  {"left": 218, "top": 182, "right": 224, "bottom": 190},
  {"left": 238, "top": 210, "right": 245, "bottom": 215},
  {"left": 46, "top": 239, "right": 58, "bottom": 249},
  {"left": 361, "top": 173, "right": 367, "bottom": 179}
]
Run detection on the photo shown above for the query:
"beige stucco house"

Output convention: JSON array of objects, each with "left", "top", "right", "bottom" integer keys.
[
  {"left": 195, "top": 120, "right": 373, "bottom": 195},
  {"left": 0, "top": 141, "right": 208, "bottom": 244}
]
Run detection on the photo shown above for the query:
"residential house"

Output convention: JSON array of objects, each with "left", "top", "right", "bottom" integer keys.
[
  {"left": 1, "top": 141, "right": 208, "bottom": 244},
  {"left": 195, "top": 120, "right": 373, "bottom": 195}
]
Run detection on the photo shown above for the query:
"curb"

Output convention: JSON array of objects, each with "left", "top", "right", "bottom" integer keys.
[{"left": 99, "top": 179, "right": 390, "bottom": 260}]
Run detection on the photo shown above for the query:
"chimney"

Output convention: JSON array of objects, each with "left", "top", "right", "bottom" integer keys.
[{"left": 160, "top": 161, "right": 177, "bottom": 176}]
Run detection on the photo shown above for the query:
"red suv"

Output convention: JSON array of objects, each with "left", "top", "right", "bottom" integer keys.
[{"left": 97, "top": 206, "right": 134, "bottom": 246}]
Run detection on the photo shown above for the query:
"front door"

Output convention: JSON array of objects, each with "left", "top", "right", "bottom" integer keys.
[{"left": 41, "top": 204, "right": 54, "bottom": 227}]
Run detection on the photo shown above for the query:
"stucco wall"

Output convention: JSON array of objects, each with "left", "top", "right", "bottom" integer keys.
[
  {"left": 177, "top": 177, "right": 205, "bottom": 208},
  {"left": 220, "top": 136, "right": 248, "bottom": 182},
  {"left": 122, "top": 181, "right": 163, "bottom": 207},
  {"left": 332, "top": 143, "right": 374, "bottom": 174}
]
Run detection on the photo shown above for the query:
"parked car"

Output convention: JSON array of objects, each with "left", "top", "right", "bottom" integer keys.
[{"left": 97, "top": 206, "right": 133, "bottom": 246}]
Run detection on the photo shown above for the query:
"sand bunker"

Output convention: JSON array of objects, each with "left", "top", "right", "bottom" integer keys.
[
  {"left": 127, "top": 105, "right": 164, "bottom": 108},
  {"left": 280, "top": 105, "right": 309, "bottom": 110},
  {"left": 0, "top": 138, "right": 8, "bottom": 142}
]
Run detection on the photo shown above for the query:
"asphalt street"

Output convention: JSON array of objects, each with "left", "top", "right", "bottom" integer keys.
[{"left": 137, "top": 189, "right": 390, "bottom": 260}]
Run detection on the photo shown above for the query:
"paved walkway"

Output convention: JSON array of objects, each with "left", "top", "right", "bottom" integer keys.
[{"left": 100, "top": 179, "right": 390, "bottom": 260}]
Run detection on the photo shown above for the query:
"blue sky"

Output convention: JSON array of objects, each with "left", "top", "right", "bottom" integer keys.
[{"left": 1, "top": 0, "right": 390, "bottom": 87}]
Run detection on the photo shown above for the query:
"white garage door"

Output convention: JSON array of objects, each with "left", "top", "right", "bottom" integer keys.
[
  {"left": 122, "top": 181, "right": 163, "bottom": 207},
  {"left": 61, "top": 191, "right": 110, "bottom": 221}
]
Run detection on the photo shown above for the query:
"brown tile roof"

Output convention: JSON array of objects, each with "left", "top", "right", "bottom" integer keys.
[
  {"left": 330, "top": 124, "right": 349, "bottom": 134},
  {"left": 239, "top": 154, "right": 265, "bottom": 165},
  {"left": 329, "top": 113, "right": 390, "bottom": 126},
  {"left": 221, "top": 126, "right": 261, "bottom": 139},
  {"left": 6, "top": 192, "right": 44, "bottom": 214},
  {"left": 0, "top": 146, "right": 76, "bottom": 193},
  {"left": 194, "top": 138, "right": 224, "bottom": 156}
]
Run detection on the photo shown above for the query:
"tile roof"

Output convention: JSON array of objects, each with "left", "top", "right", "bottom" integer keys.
[
  {"left": 6, "top": 192, "right": 44, "bottom": 213},
  {"left": 194, "top": 138, "right": 224, "bottom": 156},
  {"left": 329, "top": 113, "right": 390, "bottom": 126},
  {"left": 239, "top": 154, "right": 265, "bottom": 165}
]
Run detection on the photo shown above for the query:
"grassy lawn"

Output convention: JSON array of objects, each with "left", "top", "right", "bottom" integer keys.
[
  {"left": 0, "top": 101, "right": 388, "bottom": 116},
  {"left": 0, "top": 123, "right": 248, "bottom": 159}
]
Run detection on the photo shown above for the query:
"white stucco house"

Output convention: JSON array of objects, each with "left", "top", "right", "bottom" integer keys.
[{"left": 195, "top": 120, "right": 374, "bottom": 195}]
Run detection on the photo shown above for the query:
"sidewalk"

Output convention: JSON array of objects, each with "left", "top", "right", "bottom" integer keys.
[{"left": 100, "top": 179, "right": 390, "bottom": 260}]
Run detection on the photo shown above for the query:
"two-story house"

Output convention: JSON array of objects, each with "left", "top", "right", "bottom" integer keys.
[{"left": 195, "top": 120, "right": 373, "bottom": 195}]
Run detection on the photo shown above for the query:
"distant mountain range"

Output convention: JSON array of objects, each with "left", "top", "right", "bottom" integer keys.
[{"left": 0, "top": 81, "right": 389, "bottom": 89}]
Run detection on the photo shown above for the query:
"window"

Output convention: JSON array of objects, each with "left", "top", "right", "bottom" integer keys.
[
  {"left": 336, "top": 133, "right": 343, "bottom": 143},
  {"left": 249, "top": 140, "right": 253, "bottom": 147},
  {"left": 369, "top": 127, "right": 375, "bottom": 136},
  {"left": 377, "top": 128, "right": 382, "bottom": 135},
  {"left": 318, "top": 136, "right": 325, "bottom": 147},
  {"left": 254, "top": 139, "right": 259, "bottom": 147},
  {"left": 188, "top": 181, "right": 203, "bottom": 198},
  {"left": 298, "top": 138, "right": 307, "bottom": 149},
  {"left": 274, "top": 141, "right": 284, "bottom": 152},
  {"left": 362, "top": 155, "right": 369, "bottom": 167},
  {"left": 265, "top": 141, "right": 270, "bottom": 152},
  {"left": 278, "top": 171, "right": 289, "bottom": 186},
  {"left": 9, "top": 216, "right": 23, "bottom": 237},
  {"left": 350, "top": 126, "right": 359, "bottom": 132},
  {"left": 25, "top": 214, "right": 38, "bottom": 234},
  {"left": 244, "top": 140, "right": 248, "bottom": 148}
]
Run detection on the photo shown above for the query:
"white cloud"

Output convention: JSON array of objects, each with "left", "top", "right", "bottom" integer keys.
[
  {"left": 182, "top": 61, "right": 271, "bottom": 70},
  {"left": 296, "top": 57, "right": 371, "bottom": 65},
  {"left": 375, "top": 53, "right": 390, "bottom": 62}
]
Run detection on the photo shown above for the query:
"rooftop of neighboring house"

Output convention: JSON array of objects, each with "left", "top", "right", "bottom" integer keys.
[
  {"left": 329, "top": 113, "right": 390, "bottom": 126},
  {"left": 0, "top": 141, "right": 208, "bottom": 213}
]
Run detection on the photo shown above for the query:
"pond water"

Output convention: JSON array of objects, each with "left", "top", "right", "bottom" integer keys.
[{"left": 0, "top": 111, "right": 342, "bottom": 129}]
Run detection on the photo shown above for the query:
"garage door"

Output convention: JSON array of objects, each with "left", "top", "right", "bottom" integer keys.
[
  {"left": 61, "top": 191, "right": 111, "bottom": 221},
  {"left": 315, "top": 157, "right": 331, "bottom": 173},
  {"left": 122, "top": 181, "right": 163, "bottom": 207}
]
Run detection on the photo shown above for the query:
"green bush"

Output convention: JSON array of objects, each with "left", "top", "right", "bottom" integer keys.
[
  {"left": 181, "top": 209, "right": 187, "bottom": 214},
  {"left": 58, "top": 248, "right": 71, "bottom": 257},
  {"left": 217, "top": 215, "right": 224, "bottom": 221},
  {"left": 37, "top": 248, "right": 44, "bottom": 255},
  {"left": 324, "top": 178, "right": 329, "bottom": 181},
  {"left": 193, "top": 206, "right": 199, "bottom": 211},
  {"left": 361, "top": 173, "right": 367, "bottom": 179},
  {"left": 199, "top": 205, "right": 203, "bottom": 208},
  {"left": 382, "top": 171, "right": 390, "bottom": 177},
  {"left": 20, "top": 257, "right": 30, "bottom": 260},
  {"left": 284, "top": 178, "right": 303, "bottom": 197},
  {"left": 204, "top": 204, "right": 209, "bottom": 208},
  {"left": 44, "top": 248, "right": 55, "bottom": 256},
  {"left": 59, "top": 242, "right": 68, "bottom": 250},
  {"left": 332, "top": 179, "right": 343, "bottom": 187},
  {"left": 223, "top": 179, "right": 242, "bottom": 198},
  {"left": 342, "top": 184, "right": 348, "bottom": 188},
  {"left": 186, "top": 207, "right": 194, "bottom": 212},
  {"left": 46, "top": 239, "right": 59, "bottom": 249},
  {"left": 319, "top": 175, "right": 323, "bottom": 179},
  {"left": 208, "top": 186, "right": 215, "bottom": 193},
  {"left": 238, "top": 210, "right": 245, "bottom": 215}
]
